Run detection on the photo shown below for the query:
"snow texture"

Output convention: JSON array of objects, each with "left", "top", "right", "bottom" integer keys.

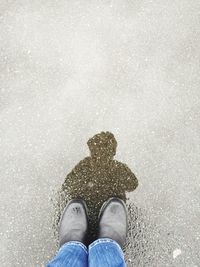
[{"left": 0, "top": 0, "right": 200, "bottom": 266}]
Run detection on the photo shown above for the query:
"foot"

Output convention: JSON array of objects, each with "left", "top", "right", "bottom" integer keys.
[
  {"left": 98, "top": 197, "right": 128, "bottom": 248},
  {"left": 59, "top": 199, "right": 88, "bottom": 247}
]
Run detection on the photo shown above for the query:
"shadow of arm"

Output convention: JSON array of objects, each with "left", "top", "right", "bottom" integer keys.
[{"left": 123, "top": 164, "right": 138, "bottom": 192}]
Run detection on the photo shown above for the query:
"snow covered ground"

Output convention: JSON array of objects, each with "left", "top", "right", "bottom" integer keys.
[{"left": 0, "top": 1, "right": 200, "bottom": 266}]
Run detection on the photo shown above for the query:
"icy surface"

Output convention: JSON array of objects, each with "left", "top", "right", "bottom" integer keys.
[{"left": 0, "top": 0, "right": 200, "bottom": 266}]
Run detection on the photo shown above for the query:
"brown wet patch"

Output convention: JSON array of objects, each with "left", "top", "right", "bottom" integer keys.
[{"left": 54, "top": 131, "right": 138, "bottom": 244}]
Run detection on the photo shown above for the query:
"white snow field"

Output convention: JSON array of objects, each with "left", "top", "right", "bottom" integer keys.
[{"left": 0, "top": 1, "right": 200, "bottom": 266}]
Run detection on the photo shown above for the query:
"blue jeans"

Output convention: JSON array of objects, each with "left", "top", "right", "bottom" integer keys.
[{"left": 47, "top": 238, "right": 126, "bottom": 267}]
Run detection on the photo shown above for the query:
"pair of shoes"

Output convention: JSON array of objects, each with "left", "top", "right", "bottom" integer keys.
[{"left": 59, "top": 198, "right": 128, "bottom": 248}]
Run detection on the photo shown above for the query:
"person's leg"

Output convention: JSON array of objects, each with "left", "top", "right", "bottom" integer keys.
[
  {"left": 88, "top": 198, "right": 127, "bottom": 267},
  {"left": 89, "top": 238, "right": 126, "bottom": 267},
  {"left": 47, "top": 241, "right": 88, "bottom": 267},
  {"left": 46, "top": 199, "right": 89, "bottom": 267}
]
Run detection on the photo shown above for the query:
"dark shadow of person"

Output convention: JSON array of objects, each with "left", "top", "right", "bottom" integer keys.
[{"left": 58, "top": 131, "right": 138, "bottom": 244}]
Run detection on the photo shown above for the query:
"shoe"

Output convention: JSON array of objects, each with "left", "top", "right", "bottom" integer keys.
[
  {"left": 59, "top": 199, "right": 88, "bottom": 247},
  {"left": 98, "top": 197, "right": 128, "bottom": 248}
]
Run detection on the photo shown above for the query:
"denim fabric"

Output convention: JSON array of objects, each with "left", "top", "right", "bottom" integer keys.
[
  {"left": 46, "top": 238, "right": 126, "bottom": 267},
  {"left": 47, "top": 241, "right": 88, "bottom": 267},
  {"left": 89, "top": 238, "right": 126, "bottom": 267}
]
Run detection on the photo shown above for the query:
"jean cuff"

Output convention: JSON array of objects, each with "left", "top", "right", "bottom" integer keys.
[
  {"left": 89, "top": 238, "right": 124, "bottom": 256},
  {"left": 60, "top": 241, "right": 88, "bottom": 254}
]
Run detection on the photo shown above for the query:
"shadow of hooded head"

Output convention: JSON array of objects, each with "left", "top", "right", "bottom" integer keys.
[{"left": 87, "top": 131, "right": 117, "bottom": 163}]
